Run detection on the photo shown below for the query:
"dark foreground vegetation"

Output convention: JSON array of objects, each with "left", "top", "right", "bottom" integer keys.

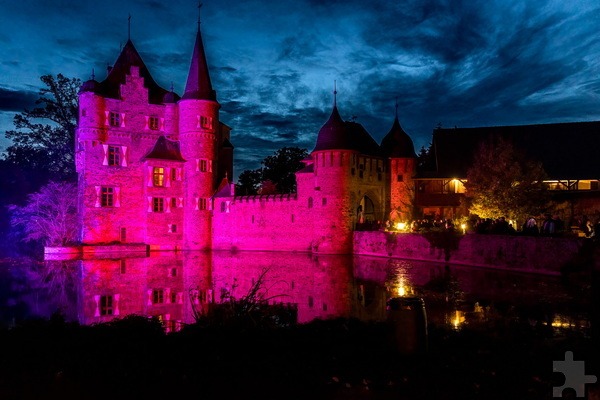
[{"left": 0, "top": 312, "right": 597, "bottom": 400}]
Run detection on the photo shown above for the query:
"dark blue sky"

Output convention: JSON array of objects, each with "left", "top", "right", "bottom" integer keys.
[{"left": 1, "top": 0, "right": 599, "bottom": 176}]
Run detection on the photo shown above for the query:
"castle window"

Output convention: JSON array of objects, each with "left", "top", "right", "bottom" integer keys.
[
  {"left": 170, "top": 268, "right": 177, "bottom": 277},
  {"left": 291, "top": 214, "right": 295, "bottom": 223},
  {"left": 196, "top": 159, "right": 213, "bottom": 173},
  {"left": 100, "top": 295, "right": 113, "bottom": 316},
  {"left": 171, "top": 197, "right": 178, "bottom": 209},
  {"left": 108, "top": 146, "right": 120, "bottom": 166},
  {"left": 152, "top": 289, "right": 164, "bottom": 304},
  {"left": 153, "top": 197, "right": 164, "bottom": 213},
  {"left": 81, "top": 109, "right": 86, "bottom": 117},
  {"left": 308, "top": 296, "right": 314, "bottom": 308},
  {"left": 199, "top": 198, "right": 207, "bottom": 210},
  {"left": 308, "top": 197, "right": 313, "bottom": 208},
  {"left": 120, "top": 259, "right": 126, "bottom": 274},
  {"left": 153, "top": 167, "right": 165, "bottom": 187},
  {"left": 169, "top": 224, "right": 177, "bottom": 233},
  {"left": 200, "top": 116, "right": 213, "bottom": 129},
  {"left": 359, "top": 170, "right": 364, "bottom": 178},
  {"left": 252, "top": 215, "right": 255, "bottom": 224},
  {"left": 109, "top": 112, "right": 120, "bottom": 127},
  {"left": 148, "top": 116, "right": 159, "bottom": 130},
  {"left": 397, "top": 174, "right": 403, "bottom": 182},
  {"left": 322, "top": 198, "right": 327, "bottom": 206},
  {"left": 101, "top": 187, "right": 114, "bottom": 207},
  {"left": 170, "top": 292, "right": 178, "bottom": 303}
]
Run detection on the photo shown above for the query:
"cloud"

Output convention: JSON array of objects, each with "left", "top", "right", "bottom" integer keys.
[{"left": 0, "top": 88, "right": 37, "bottom": 112}]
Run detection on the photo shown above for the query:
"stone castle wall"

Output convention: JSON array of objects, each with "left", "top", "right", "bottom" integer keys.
[{"left": 354, "top": 231, "right": 588, "bottom": 274}]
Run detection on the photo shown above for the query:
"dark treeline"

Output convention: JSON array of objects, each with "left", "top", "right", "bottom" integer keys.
[{"left": 0, "top": 314, "right": 593, "bottom": 399}]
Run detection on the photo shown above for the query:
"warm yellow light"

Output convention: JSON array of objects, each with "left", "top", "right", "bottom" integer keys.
[
  {"left": 460, "top": 223, "right": 466, "bottom": 233},
  {"left": 451, "top": 310, "right": 465, "bottom": 329},
  {"left": 395, "top": 222, "right": 407, "bottom": 231},
  {"left": 396, "top": 276, "right": 411, "bottom": 297}
]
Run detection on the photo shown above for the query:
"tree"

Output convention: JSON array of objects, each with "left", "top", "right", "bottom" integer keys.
[
  {"left": 465, "top": 137, "right": 549, "bottom": 224},
  {"left": 417, "top": 143, "right": 435, "bottom": 171},
  {"left": 9, "top": 181, "right": 78, "bottom": 247},
  {"left": 235, "top": 147, "right": 309, "bottom": 195},
  {"left": 4, "top": 74, "right": 80, "bottom": 186},
  {"left": 261, "top": 147, "right": 309, "bottom": 194},
  {"left": 235, "top": 168, "right": 263, "bottom": 195}
]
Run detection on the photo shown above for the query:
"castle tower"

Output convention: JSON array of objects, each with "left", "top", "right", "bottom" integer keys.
[
  {"left": 310, "top": 95, "right": 356, "bottom": 254},
  {"left": 380, "top": 109, "right": 417, "bottom": 223},
  {"left": 179, "top": 24, "right": 220, "bottom": 250},
  {"left": 77, "top": 39, "right": 173, "bottom": 245}
]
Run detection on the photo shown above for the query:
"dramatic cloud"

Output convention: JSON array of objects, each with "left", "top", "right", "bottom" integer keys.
[
  {"left": 0, "top": 88, "right": 37, "bottom": 112},
  {"left": 1, "top": 0, "right": 599, "bottom": 178}
]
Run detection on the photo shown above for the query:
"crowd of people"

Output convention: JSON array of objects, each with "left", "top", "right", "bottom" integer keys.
[{"left": 382, "top": 213, "right": 598, "bottom": 239}]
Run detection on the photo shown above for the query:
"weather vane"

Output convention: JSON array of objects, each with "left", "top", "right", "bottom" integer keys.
[
  {"left": 334, "top": 80, "right": 337, "bottom": 106},
  {"left": 198, "top": 2, "right": 203, "bottom": 29}
]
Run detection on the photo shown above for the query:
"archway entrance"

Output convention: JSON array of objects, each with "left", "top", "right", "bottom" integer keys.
[{"left": 356, "top": 195, "right": 378, "bottom": 231}]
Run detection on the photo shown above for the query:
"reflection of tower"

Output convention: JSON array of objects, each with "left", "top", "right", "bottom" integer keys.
[
  {"left": 209, "top": 251, "right": 353, "bottom": 323},
  {"left": 79, "top": 253, "right": 192, "bottom": 332},
  {"left": 181, "top": 251, "right": 213, "bottom": 325}
]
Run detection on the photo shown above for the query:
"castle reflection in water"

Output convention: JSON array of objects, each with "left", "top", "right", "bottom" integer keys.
[{"left": 33, "top": 251, "right": 589, "bottom": 334}]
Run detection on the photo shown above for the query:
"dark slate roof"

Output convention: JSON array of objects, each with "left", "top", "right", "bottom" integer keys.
[
  {"left": 213, "top": 178, "right": 232, "bottom": 197},
  {"left": 182, "top": 28, "right": 216, "bottom": 101},
  {"left": 429, "top": 121, "right": 600, "bottom": 179},
  {"left": 312, "top": 105, "right": 380, "bottom": 156},
  {"left": 162, "top": 90, "right": 181, "bottom": 104},
  {"left": 313, "top": 105, "right": 348, "bottom": 152},
  {"left": 142, "top": 135, "right": 186, "bottom": 162},
  {"left": 345, "top": 121, "right": 381, "bottom": 156},
  {"left": 97, "top": 40, "right": 168, "bottom": 105},
  {"left": 222, "top": 137, "right": 234, "bottom": 149},
  {"left": 380, "top": 117, "right": 417, "bottom": 158},
  {"left": 79, "top": 79, "right": 100, "bottom": 94}
]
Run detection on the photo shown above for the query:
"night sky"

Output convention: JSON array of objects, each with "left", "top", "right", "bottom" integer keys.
[{"left": 1, "top": 0, "right": 599, "bottom": 177}]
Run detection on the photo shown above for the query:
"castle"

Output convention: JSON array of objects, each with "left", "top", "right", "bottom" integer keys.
[
  {"left": 77, "top": 21, "right": 600, "bottom": 255},
  {"left": 76, "top": 22, "right": 417, "bottom": 255}
]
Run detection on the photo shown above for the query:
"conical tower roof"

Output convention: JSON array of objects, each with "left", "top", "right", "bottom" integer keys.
[
  {"left": 312, "top": 105, "right": 350, "bottom": 152},
  {"left": 98, "top": 40, "right": 168, "bottom": 104},
  {"left": 380, "top": 116, "right": 416, "bottom": 158},
  {"left": 182, "top": 27, "right": 216, "bottom": 101}
]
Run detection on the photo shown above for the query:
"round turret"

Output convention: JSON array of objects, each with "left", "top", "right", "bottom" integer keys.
[
  {"left": 380, "top": 117, "right": 417, "bottom": 158},
  {"left": 79, "top": 79, "right": 100, "bottom": 94}
]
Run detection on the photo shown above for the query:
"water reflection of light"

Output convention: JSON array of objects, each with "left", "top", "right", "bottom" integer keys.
[
  {"left": 396, "top": 276, "right": 413, "bottom": 297},
  {"left": 451, "top": 310, "right": 465, "bottom": 329}
]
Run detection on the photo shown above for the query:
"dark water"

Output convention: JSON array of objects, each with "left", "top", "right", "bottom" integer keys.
[{"left": 0, "top": 251, "right": 591, "bottom": 335}]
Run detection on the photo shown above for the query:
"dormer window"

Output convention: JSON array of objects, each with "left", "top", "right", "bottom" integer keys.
[{"left": 153, "top": 167, "right": 165, "bottom": 187}]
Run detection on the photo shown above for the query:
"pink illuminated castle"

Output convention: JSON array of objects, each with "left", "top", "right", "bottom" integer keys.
[{"left": 76, "top": 23, "right": 416, "bottom": 255}]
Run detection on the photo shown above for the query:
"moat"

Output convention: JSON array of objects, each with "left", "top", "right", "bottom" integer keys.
[{"left": 1, "top": 251, "right": 591, "bottom": 335}]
